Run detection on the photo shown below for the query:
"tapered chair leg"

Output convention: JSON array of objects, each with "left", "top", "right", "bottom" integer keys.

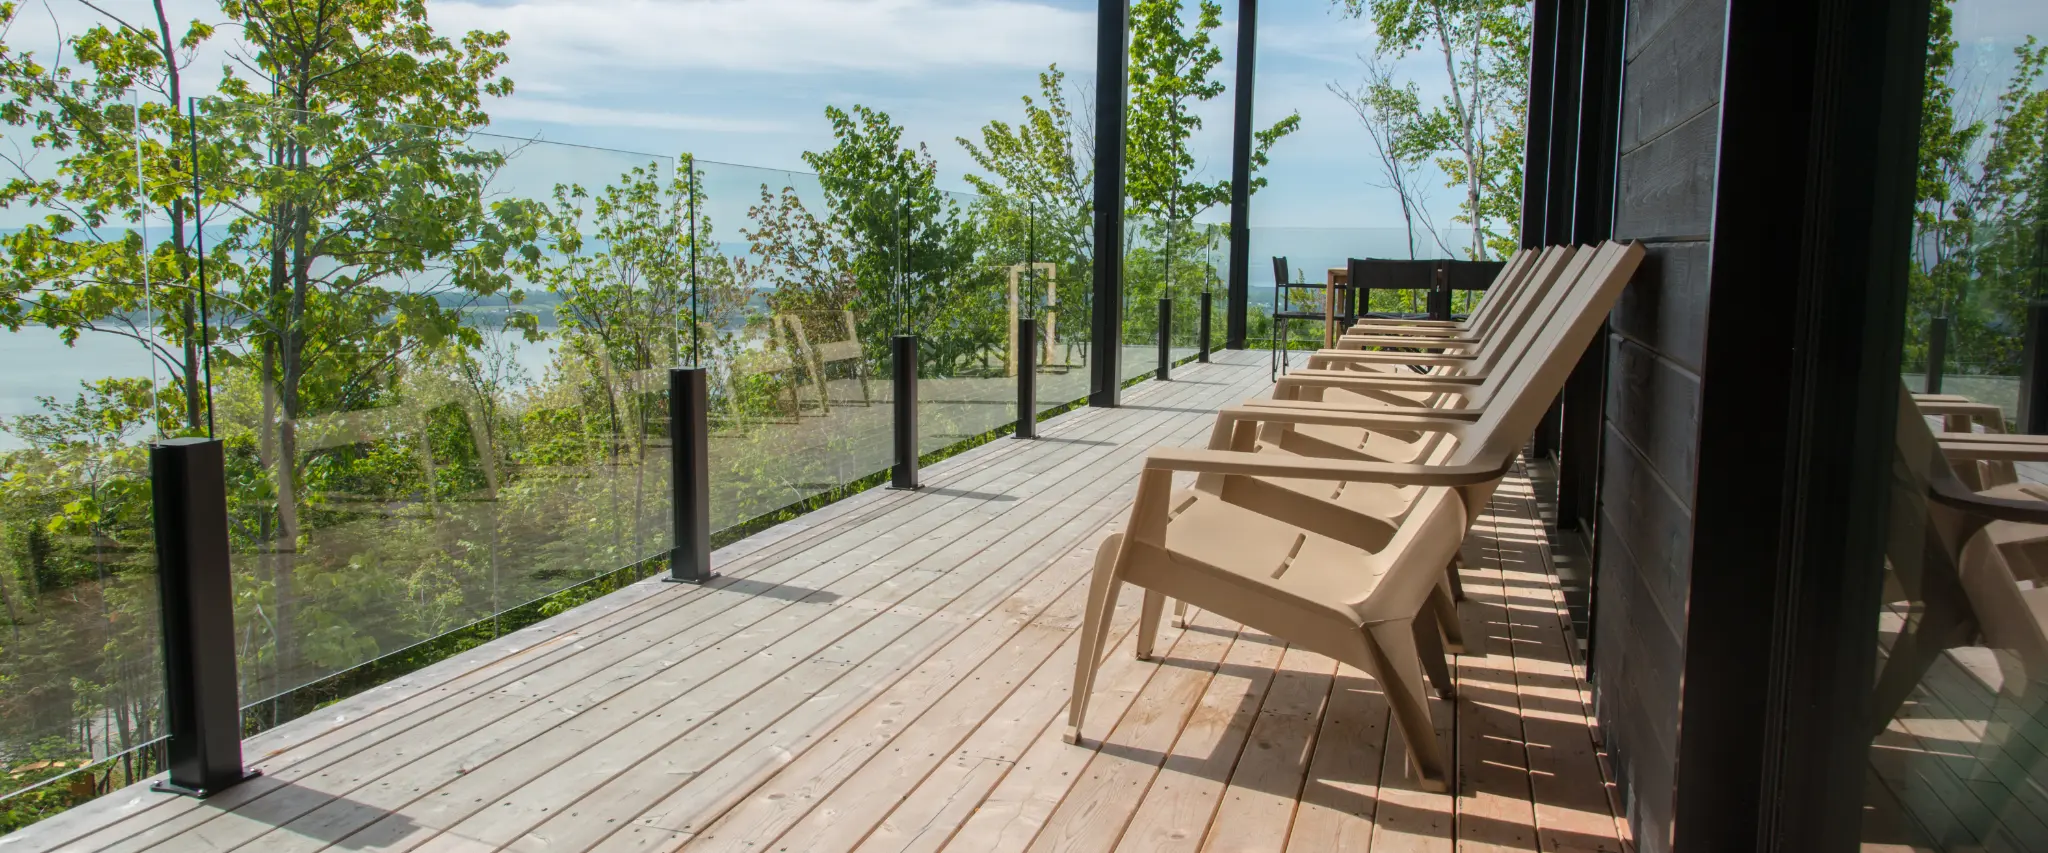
[
  {"left": 1444, "top": 554, "right": 1467, "bottom": 601},
  {"left": 1412, "top": 610, "right": 1456, "bottom": 700},
  {"left": 1137, "top": 590, "right": 1166, "bottom": 660},
  {"left": 1868, "top": 600, "right": 1973, "bottom": 738},
  {"left": 1067, "top": 534, "right": 1127, "bottom": 745},
  {"left": 1365, "top": 620, "right": 1453, "bottom": 793},
  {"left": 1171, "top": 599, "right": 1189, "bottom": 629},
  {"left": 1430, "top": 581, "right": 1465, "bottom": 654}
]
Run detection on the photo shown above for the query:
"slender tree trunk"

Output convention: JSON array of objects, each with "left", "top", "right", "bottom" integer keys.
[
  {"left": 149, "top": 1, "right": 205, "bottom": 430},
  {"left": 1430, "top": 9, "right": 1484, "bottom": 259}
]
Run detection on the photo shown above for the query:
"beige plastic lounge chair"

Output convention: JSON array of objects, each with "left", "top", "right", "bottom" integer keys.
[
  {"left": 785, "top": 311, "right": 873, "bottom": 412},
  {"left": 1262, "top": 246, "right": 1606, "bottom": 417},
  {"left": 1183, "top": 243, "right": 1621, "bottom": 614},
  {"left": 1192, "top": 246, "right": 1606, "bottom": 518},
  {"left": 1332, "top": 249, "right": 1538, "bottom": 342},
  {"left": 1303, "top": 247, "right": 1582, "bottom": 381},
  {"left": 1067, "top": 471, "right": 1471, "bottom": 790},
  {"left": 1868, "top": 381, "right": 2048, "bottom": 736},
  {"left": 1067, "top": 241, "right": 1646, "bottom": 793}
]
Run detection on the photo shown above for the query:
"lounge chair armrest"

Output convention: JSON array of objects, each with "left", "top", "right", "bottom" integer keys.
[
  {"left": 1915, "top": 400, "right": 2006, "bottom": 423},
  {"left": 1146, "top": 447, "right": 1510, "bottom": 485},
  {"left": 1938, "top": 440, "right": 2048, "bottom": 463},
  {"left": 1929, "top": 477, "right": 2048, "bottom": 525},
  {"left": 1336, "top": 325, "right": 1466, "bottom": 339},
  {"left": 1350, "top": 318, "right": 1463, "bottom": 329},
  {"left": 1215, "top": 403, "right": 1478, "bottom": 436},
  {"left": 1276, "top": 372, "right": 1488, "bottom": 393},
  {"left": 1304, "top": 350, "right": 1479, "bottom": 368},
  {"left": 1336, "top": 334, "right": 1475, "bottom": 349}
]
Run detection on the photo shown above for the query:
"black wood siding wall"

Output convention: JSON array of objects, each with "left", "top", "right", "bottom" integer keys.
[{"left": 1592, "top": 0, "right": 1724, "bottom": 849}]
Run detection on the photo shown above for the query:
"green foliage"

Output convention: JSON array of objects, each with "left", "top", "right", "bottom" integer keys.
[
  {"left": 1127, "top": 0, "right": 1298, "bottom": 224},
  {"left": 1905, "top": 12, "right": 2048, "bottom": 377},
  {"left": 1337, "top": 0, "right": 1530, "bottom": 258},
  {"left": 0, "top": 1, "right": 1277, "bottom": 833},
  {"left": 1121, "top": 2, "right": 1295, "bottom": 345},
  {"left": 801, "top": 104, "right": 999, "bottom": 375}
]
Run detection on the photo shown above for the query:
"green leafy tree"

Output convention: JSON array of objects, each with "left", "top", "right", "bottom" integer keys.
[
  {"left": 1338, "top": 0, "right": 1530, "bottom": 259},
  {"left": 194, "top": 0, "right": 532, "bottom": 690},
  {"left": 1126, "top": 0, "right": 1298, "bottom": 226},
  {"left": 802, "top": 105, "right": 987, "bottom": 372},
  {"left": 0, "top": 1, "right": 216, "bottom": 427},
  {"left": 1906, "top": 14, "right": 2048, "bottom": 377},
  {"left": 958, "top": 65, "right": 1096, "bottom": 351},
  {"left": 1124, "top": 0, "right": 1297, "bottom": 343}
]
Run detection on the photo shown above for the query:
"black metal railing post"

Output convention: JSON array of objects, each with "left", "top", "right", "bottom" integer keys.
[
  {"left": 1016, "top": 317, "right": 1038, "bottom": 439},
  {"left": 150, "top": 438, "right": 258, "bottom": 798},
  {"left": 893, "top": 335, "right": 921, "bottom": 488},
  {"left": 667, "top": 367, "right": 714, "bottom": 583},
  {"left": 1198, "top": 292, "right": 1212, "bottom": 363},
  {"left": 1924, "top": 315, "right": 1948, "bottom": 395},
  {"left": 1156, "top": 297, "right": 1172, "bottom": 381},
  {"left": 2024, "top": 303, "right": 2048, "bottom": 434},
  {"left": 1428, "top": 263, "right": 1452, "bottom": 321}
]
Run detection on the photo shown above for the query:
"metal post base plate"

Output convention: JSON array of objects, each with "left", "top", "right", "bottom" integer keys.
[{"left": 151, "top": 769, "right": 261, "bottom": 799}]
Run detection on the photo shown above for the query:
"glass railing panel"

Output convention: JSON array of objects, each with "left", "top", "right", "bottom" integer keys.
[
  {"left": 190, "top": 98, "right": 679, "bottom": 711},
  {"left": 1119, "top": 216, "right": 1162, "bottom": 384},
  {"left": 913, "top": 188, "right": 1012, "bottom": 458},
  {"left": 0, "top": 86, "right": 170, "bottom": 804},
  {"left": 694, "top": 160, "right": 893, "bottom": 527},
  {"left": 1033, "top": 200, "right": 1093, "bottom": 412}
]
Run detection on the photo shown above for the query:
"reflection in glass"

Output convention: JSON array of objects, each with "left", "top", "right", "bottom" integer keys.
[
  {"left": 1864, "top": 2, "right": 2047, "bottom": 844},
  {"left": 0, "top": 87, "right": 169, "bottom": 808}
]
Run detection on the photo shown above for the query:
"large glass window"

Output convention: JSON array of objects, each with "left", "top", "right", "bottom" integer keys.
[{"left": 1865, "top": 1, "right": 2048, "bottom": 847}]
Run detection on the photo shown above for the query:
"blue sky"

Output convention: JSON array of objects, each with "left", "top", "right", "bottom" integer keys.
[
  {"left": 434, "top": 0, "right": 1416, "bottom": 229},
  {"left": 18, "top": 0, "right": 2048, "bottom": 235}
]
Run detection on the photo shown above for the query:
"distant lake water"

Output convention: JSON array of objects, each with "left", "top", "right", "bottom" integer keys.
[{"left": 0, "top": 325, "right": 563, "bottom": 450}]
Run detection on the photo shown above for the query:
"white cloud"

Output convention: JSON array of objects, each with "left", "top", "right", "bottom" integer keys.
[
  {"left": 432, "top": 0, "right": 1095, "bottom": 79},
  {"left": 484, "top": 99, "right": 795, "bottom": 134}
]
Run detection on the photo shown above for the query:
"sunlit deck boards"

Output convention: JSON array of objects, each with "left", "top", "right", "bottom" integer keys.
[{"left": 2, "top": 348, "right": 1626, "bottom": 853}]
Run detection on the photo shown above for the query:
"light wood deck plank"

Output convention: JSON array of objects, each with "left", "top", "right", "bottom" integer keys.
[
  {"left": 669, "top": 526, "right": 1127, "bottom": 853},
  {"left": 616, "top": 523, "right": 1120, "bottom": 853},
  {"left": 0, "top": 350, "right": 1626, "bottom": 853},
  {"left": 1109, "top": 623, "right": 1289, "bottom": 853},
  {"left": 1450, "top": 510, "right": 1539, "bottom": 853},
  {"left": 1192, "top": 645, "right": 1336, "bottom": 853},
  {"left": 1281, "top": 665, "right": 1390, "bottom": 853},
  {"left": 1020, "top": 607, "right": 1244, "bottom": 853},
  {"left": 1489, "top": 473, "right": 1625, "bottom": 852}
]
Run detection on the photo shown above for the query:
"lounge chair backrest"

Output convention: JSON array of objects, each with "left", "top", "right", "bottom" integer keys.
[
  {"left": 1345, "top": 248, "right": 1533, "bottom": 336},
  {"left": 1341, "top": 246, "right": 1554, "bottom": 350},
  {"left": 797, "top": 311, "right": 864, "bottom": 365},
  {"left": 1457, "top": 247, "right": 1586, "bottom": 378},
  {"left": 1375, "top": 245, "right": 1590, "bottom": 389},
  {"left": 1461, "top": 241, "right": 1647, "bottom": 467},
  {"left": 1458, "top": 249, "right": 1536, "bottom": 332}
]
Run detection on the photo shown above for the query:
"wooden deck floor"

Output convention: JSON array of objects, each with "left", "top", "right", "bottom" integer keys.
[{"left": 1, "top": 349, "right": 1626, "bottom": 853}]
